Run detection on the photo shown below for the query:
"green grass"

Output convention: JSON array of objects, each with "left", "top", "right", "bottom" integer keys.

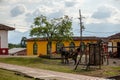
[
  {"left": 0, "top": 57, "right": 120, "bottom": 78},
  {"left": 0, "top": 57, "right": 73, "bottom": 73},
  {"left": 103, "top": 66, "right": 120, "bottom": 76},
  {"left": 0, "top": 69, "right": 34, "bottom": 80}
]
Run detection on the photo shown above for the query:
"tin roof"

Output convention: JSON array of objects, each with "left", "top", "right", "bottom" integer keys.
[
  {"left": 27, "top": 36, "right": 100, "bottom": 41},
  {"left": 9, "top": 48, "right": 26, "bottom": 54},
  {"left": 108, "top": 33, "right": 120, "bottom": 39},
  {"left": 0, "top": 24, "right": 15, "bottom": 30},
  {"left": 73, "top": 36, "right": 100, "bottom": 41}
]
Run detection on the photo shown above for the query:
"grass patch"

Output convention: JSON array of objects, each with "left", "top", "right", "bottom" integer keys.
[
  {"left": 0, "top": 69, "right": 34, "bottom": 80},
  {"left": 0, "top": 57, "right": 73, "bottom": 73},
  {"left": 0, "top": 57, "right": 120, "bottom": 78}
]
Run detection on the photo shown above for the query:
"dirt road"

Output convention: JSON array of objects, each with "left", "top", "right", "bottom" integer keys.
[{"left": 0, "top": 62, "right": 108, "bottom": 80}]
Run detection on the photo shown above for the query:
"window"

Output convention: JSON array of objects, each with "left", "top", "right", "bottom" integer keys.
[{"left": 33, "top": 42, "right": 38, "bottom": 55}]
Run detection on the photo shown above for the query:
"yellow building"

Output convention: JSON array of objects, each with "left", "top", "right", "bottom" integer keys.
[
  {"left": 108, "top": 33, "right": 120, "bottom": 58},
  {"left": 26, "top": 36, "right": 99, "bottom": 56}
]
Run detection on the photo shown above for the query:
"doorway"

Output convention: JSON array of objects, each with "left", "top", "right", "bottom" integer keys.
[{"left": 117, "top": 42, "right": 120, "bottom": 58}]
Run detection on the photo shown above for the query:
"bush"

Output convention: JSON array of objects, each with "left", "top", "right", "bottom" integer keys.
[{"left": 38, "top": 54, "right": 50, "bottom": 59}]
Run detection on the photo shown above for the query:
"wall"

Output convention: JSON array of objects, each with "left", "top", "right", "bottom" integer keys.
[
  {"left": 37, "top": 41, "right": 47, "bottom": 55},
  {"left": 27, "top": 39, "right": 98, "bottom": 56},
  {"left": 0, "top": 30, "right": 8, "bottom": 55},
  {"left": 0, "top": 30, "right": 8, "bottom": 48},
  {"left": 110, "top": 39, "right": 118, "bottom": 53},
  {"left": 27, "top": 41, "right": 48, "bottom": 56},
  {"left": 27, "top": 41, "right": 34, "bottom": 56}
]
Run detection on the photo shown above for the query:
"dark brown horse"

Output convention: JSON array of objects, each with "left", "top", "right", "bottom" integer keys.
[{"left": 59, "top": 47, "right": 80, "bottom": 65}]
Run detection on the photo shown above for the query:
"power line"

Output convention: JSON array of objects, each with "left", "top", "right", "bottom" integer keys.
[
  {"left": 73, "top": 28, "right": 119, "bottom": 34},
  {"left": 84, "top": 30, "right": 119, "bottom": 34},
  {"left": 0, "top": 22, "right": 32, "bottom": 30},
  {"left": 1, "top": 22, "right": 119, "bottom": 34}
]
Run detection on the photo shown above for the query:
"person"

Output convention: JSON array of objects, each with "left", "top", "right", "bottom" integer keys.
[{"left": 109, "top": 50, "right": 112, "bottom": 57}]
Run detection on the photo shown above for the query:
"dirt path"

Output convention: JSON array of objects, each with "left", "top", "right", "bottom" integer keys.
[{"left": 0, "top": 62, "right": 108, "bottom": 80}]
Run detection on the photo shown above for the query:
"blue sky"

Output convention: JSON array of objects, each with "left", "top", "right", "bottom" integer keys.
[{"left": 0, "top": 0, "right": 120, "bottom": 43}]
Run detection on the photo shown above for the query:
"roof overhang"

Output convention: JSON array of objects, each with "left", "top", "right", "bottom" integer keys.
[{"left": 0, "top": 24, "right": 15, "bottom": 31}]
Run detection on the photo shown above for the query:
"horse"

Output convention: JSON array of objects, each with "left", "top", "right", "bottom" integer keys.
[{"left": 59, "top": 47, "right": 80, "bottom": 65}]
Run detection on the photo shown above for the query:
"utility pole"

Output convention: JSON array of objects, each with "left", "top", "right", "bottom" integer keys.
[
  {"left": 79, "top": 10, "right": 83, "bottom": 43},
  {"left": 74, "top": 9, "right": 84, "bottom": 70}
]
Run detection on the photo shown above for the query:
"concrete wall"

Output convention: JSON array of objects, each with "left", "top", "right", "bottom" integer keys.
[{"left": 0, "top": 30, "right": 8, "bottom": 48}]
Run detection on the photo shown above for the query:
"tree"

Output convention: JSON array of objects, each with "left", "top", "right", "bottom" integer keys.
[{"left": 30, "top": 15, "right": 73, "bottom": 57}]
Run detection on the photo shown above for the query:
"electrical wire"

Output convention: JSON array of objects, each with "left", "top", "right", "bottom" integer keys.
[{"left": 0, "top": 22, "right": 119, "bottom": 35}]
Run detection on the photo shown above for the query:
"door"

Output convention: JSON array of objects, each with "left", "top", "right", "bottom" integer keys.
[
  {"left": 117, "top": 42, "right": 120, "bottom": 58},
  {"left": 108, "top": 42, "right": 112, "bottom": 52}
]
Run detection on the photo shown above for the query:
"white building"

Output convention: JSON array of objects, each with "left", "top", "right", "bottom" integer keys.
[{"left": 0, "top": 24, "right": 15, "bottom": 55}]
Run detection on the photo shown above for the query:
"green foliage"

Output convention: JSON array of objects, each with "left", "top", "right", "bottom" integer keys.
[
  {"left": 8, "top": 43, "right": 21, "bottom": 49},
  {"left": 52, "top": 15, "right": 73, "bottom": 42},
  {"left": 38, "top": 55, "right": 50, "bottom": 59},
  {"left": 30, "top": 15, "right": 73, "bottom": 42},
  {"left": 0, "top": 57, "right": 72, "bottom": 73},
  {"left": 30, "top": 15, "right": 73, "bottom": 55}
]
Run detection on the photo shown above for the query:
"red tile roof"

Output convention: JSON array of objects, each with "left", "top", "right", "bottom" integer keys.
[{"left": 0, "top": 24, "right": 15, "bottom": 30}]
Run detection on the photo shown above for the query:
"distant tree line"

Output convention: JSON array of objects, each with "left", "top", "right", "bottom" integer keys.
[
  {"left": 8, "top": 43, "right": 21, "bottom": 49},
  {"left": 8, "top": 37, "right": 27, "bottom": 49}
]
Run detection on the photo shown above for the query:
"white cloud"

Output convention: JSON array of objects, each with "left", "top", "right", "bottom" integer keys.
[
  {"left": 1, "top": 0, "right": 40, "bottom": 4},
  {"left": 108, "top": 7, "right": 120, "bottom": 24},
  {"left": 113, "top": 0, "right": 120, "bottom": 3},
  {"left": 48, "top": 9, "right": 65, "bottom": 18},
  {"left": 84, "top": 23, "right": 120, "bottom": 37},
  {"left": 25, "top": 6, "right": 52, "bottom": 23},
  {"left": 0, "top": 0, "right": 120, "bottom": 43},
  {"left": 10, "top": 4, "right": 26, "bottom": 17},
  {"left": 88, "top": 5, "right": 120, "bottom": 24},
  {"left": 65, "top": 1, "right": 77, "bottom": 7},
  {"left": 0, "top": 0, "right": 3, "bottom": 2},
  {"left": 92, "top": 5, "right": 113, "bottom": 19},
  {"left": 3, "top": 16, "right": 30, "bottom": 32}
]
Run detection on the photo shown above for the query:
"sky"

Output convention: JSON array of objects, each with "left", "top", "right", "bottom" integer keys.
[{"left": 0, "top": 0, "right": 120, "bottom": 43}]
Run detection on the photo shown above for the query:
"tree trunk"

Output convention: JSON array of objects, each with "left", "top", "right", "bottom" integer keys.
[{"left": 48, "top": 41, "right": 52, "bottom": 58}]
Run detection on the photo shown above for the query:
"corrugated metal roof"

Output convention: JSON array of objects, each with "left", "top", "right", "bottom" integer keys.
[
  {"left": 108, "top": 33, "right": 120, "bottom": 39},
  {"left": 0, "top": 24, "right": 15, "bottom": 30},
  {"left": 9, "top": 48, "right": 26, "bottom": 54}
]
